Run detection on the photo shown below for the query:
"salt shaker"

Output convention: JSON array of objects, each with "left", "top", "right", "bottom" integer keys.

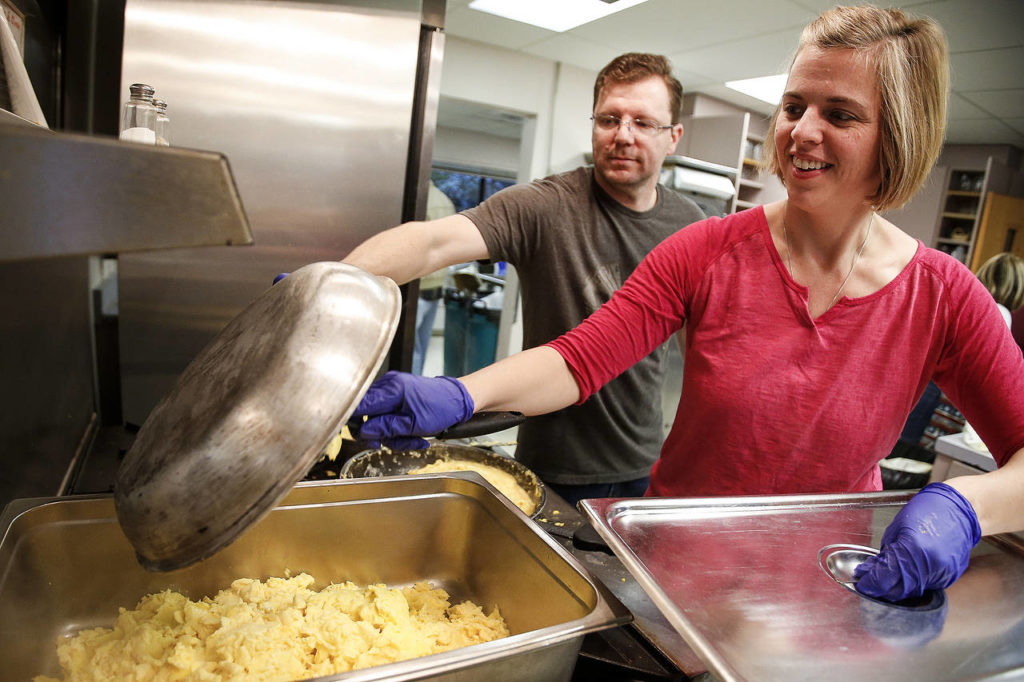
[
  {"left": 153, "top": 98, "right": 171, "bottom": 146},
  {"left": 119, "top": 83, "right": 158, "bottom": 144}
]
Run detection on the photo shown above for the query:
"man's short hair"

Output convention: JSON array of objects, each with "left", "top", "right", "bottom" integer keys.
[
  {"left": 593, "top": 53, "right": 683, "bottom": 124},
  {"left": 763, "top": 6, "right": 949, "bottom": 211}
]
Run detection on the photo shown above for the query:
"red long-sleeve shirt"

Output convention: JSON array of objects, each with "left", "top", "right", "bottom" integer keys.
[{"left": 548, "top": 207, "right": 1024, "bottom": 497}]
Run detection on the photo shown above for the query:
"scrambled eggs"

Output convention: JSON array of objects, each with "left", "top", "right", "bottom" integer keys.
[
  {"left": 408, "top": 460, "right": 536, "bottom": 515},
  {"left": 36, "top": 573, "right": 508, "bottom": 682}
]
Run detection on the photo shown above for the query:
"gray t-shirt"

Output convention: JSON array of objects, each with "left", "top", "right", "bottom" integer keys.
[{"left": 463, "top": 167, "right": 705, "bottom": 484}]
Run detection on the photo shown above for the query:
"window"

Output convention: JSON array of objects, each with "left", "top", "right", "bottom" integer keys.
[{"left": 431, "top": 167, "right": 515, "bottom": 212}]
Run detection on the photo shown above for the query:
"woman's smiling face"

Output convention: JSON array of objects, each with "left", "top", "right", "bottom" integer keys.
[{"left": 774, "top": 46, "right": 884, "bottom": 214}]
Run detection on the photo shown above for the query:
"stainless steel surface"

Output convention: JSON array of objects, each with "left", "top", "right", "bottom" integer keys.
[
  {"left": 0, "top": 108, "right": 41, "bottom": 127},
  {"left": 341, "top": 443, "right": 546, "bottom": 518},
  {"left": 0, "top": 257, "right": 95, "bottom": 509},
  {"left": 0, "top": 124, "right": 253, "bottom": 262},
  {"left": 581, "top": 493, "right": 1024, "bottom": 682},
  {"left": 533, "top": 492, "right": 707, "bottom": 677},
  {"left": 117, "top": 0, "right": 432, "bottom": 425},
  {"left": 818, "top": 544, "right": 878, "bottom": 589},
  {"left": 116, "top": 262, "right": 400, "bottom": 572},
  {"left": 2, "top": 476, "right": 630, "bottom": 681}
]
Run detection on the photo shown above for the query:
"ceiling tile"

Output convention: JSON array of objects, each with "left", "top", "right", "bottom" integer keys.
[
  {"left": 670, "top": 28, "right": 801, "bottom": 82},
  {"left": 693, "top": 84, "right": 776, "bottom": 118},
  {"left": 950, "top": 47, "right": 1024, "bottom": 92},
  {"left": 946, "top": 117, "right": 1024, "bottom": 145},
  {"left": 964, "top": 89, "right": 1024, "bottom": 119},
  {"left": 444, "top": 5, "right": 554, "bottom": 50},
  {"left": 911, "top": 0, "right": 1024, "bottom": 52},
  {"left": 1006, "top": 117, "right": 1024, "bottom": 132},
  {"left": 520, "top": 33, "right": 623, "bottom": 73},
  {"left": 948, "top": 92, "right": 994, "bottom": 120},
  {"left": 568, "top": 0, "right": 814, "bottom": 55}
]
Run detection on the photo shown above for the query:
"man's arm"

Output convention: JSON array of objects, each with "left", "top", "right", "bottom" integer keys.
[
  {"left": 342, "top": 214, "right": 490, "bottom": 285},
  {"left": 948, "top": 445, "right": 1024, "bottom": 535}
]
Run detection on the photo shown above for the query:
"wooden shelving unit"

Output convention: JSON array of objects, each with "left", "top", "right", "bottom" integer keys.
[{"left": 932, "top": 167, "right": 989, "bottom": 265}]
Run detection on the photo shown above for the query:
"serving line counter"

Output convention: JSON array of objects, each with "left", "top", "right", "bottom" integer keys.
[
  {"left": 8, "top": 438, "right": 1024, "bottom": 681},
  {"left": 931, "top": 432, "right": 997, "bottom": 480}
]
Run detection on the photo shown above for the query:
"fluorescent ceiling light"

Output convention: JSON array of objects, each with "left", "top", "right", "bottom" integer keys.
[
  {"left": 469, "top": 0, "right": 649, "bottom": 33},
  {"left": 725, "top": 73, "right": 788, "bottom": 105}
]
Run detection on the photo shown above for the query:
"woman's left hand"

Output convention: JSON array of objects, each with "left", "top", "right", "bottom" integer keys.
[{"left": 854, "top": 482, "right": 981, "bottom": 601}]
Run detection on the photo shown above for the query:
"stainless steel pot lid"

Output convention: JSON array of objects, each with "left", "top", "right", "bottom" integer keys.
[
  {"left": 580, "top": 492, "right": 1024, "bottom": 682},
  {"left": 115, "top": 262, "right": 400, "bottom": 572}
]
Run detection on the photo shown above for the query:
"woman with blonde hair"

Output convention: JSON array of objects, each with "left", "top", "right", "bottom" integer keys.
[
  {"left": 976, "top": 252, "right": 1024, "bottom": 326},
  {"left": 352, "top": 6, "right": 1024, "bottom": 603}
]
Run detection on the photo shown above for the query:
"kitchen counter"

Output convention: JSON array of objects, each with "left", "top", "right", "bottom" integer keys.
[
  {"left": 935, "top": 432, "right": 997, "bottom": 471},
  {"left": 931, "top": 432, "right": 996, "bottom": 484}
]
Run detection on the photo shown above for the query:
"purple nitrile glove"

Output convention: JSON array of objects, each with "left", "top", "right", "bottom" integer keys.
[
  {"left": 273, "top": 272, "right": 289, "bottom": 285},
  {"left": 352, "top": 371, "right": 474, "bottom": 450},
  {"left": 854, "top": 482, "right": 981, "bottom": 602}
]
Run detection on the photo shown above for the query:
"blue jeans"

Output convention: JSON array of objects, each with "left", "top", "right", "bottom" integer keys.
[{"left": 547, "top": 476, "right": 650, "bottom": 507}]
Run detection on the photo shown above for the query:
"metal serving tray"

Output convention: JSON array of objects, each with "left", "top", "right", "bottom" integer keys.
[
  {"left": 1, "top": 476, "right": 629, "bottom": 681},
  {"left": 580, "top": 492, "right": 1024, "bottom": 682}
]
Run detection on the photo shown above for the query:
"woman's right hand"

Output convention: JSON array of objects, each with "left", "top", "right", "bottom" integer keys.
[{"left": 352, "top": 371, "right": 475, "bottom": 450}]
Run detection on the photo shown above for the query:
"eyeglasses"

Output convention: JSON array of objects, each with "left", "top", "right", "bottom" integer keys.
[{"left": 591, "top": 114, "right": 673, "bottom": 136}]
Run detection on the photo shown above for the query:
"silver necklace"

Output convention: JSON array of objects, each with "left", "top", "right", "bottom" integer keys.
[{"left": 781, "top": 211, "right": 874, "bottom": 310}]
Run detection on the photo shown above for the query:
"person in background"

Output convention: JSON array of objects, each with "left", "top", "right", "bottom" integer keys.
[
  {"left": 975, "top": 252, "right": 1024, "bottom": 329},
  {"left": 352, "top": 6, "right": 1024, "bottom": 602},
  {"left": 960, "top": 252, "right": 1024, "bottom": 449},
  {"left": 1014, "top": 305, "right": 1024, "bottom": 354},
  {"left": 343, "top": 53, "right": 705, "bottom": 505},
  {"left": 412, "top": 182, "right": 457, "bottom": 375}
]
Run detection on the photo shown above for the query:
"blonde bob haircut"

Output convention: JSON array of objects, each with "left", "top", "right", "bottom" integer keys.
[
  {"left": 762, "top": 6, "right": 949, "bottom": 212},
  {"left": 976, "top": 253, "right": 1024, "bottom": 312}
]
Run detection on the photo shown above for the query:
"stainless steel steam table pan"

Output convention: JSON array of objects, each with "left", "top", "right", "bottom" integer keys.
[
  {"left": 580, "top": 491, "right": 1024, "bottom": 682},
  {"left": 1, "top": 475, "right": 629, "bottom": 681}
]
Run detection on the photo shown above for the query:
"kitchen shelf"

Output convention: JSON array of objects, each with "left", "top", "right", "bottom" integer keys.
[
  {"left": 676, "top": 109, "right": 784, "bottom": 215},
  {"left": 932, "top": 167, "right": 990, "bottom": 265}
]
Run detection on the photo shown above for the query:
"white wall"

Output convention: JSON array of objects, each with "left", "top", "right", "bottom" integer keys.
[
  {"left": 433, "top": 125, "right": 520, "bottom": 175},
  {"left": 547, "top": 62, "right": 595, "bottom": 174},
  {"left": 882, "top": 165, "right": 947, "bottom": 244},
  {"left": 439, "top": 37, "right": 563, "bottom": 182}
]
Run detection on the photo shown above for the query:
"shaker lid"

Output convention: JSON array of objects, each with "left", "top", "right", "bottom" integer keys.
[{"left": 128, "top": 83, "right": 155, "bottom": 100}]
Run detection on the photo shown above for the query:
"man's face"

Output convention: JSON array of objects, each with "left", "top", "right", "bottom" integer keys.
[{"left": 591, "top": 76, "right": 683, "bottom": 198}]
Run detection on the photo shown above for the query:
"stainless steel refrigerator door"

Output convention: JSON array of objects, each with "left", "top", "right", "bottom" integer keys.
[{"left": 117, "top": 0, "right": 426, "bottom": 425}]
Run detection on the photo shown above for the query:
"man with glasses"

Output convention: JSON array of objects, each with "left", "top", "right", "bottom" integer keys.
[{"left": 343, "top": 53, "right": 704, "bottom": 505}]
